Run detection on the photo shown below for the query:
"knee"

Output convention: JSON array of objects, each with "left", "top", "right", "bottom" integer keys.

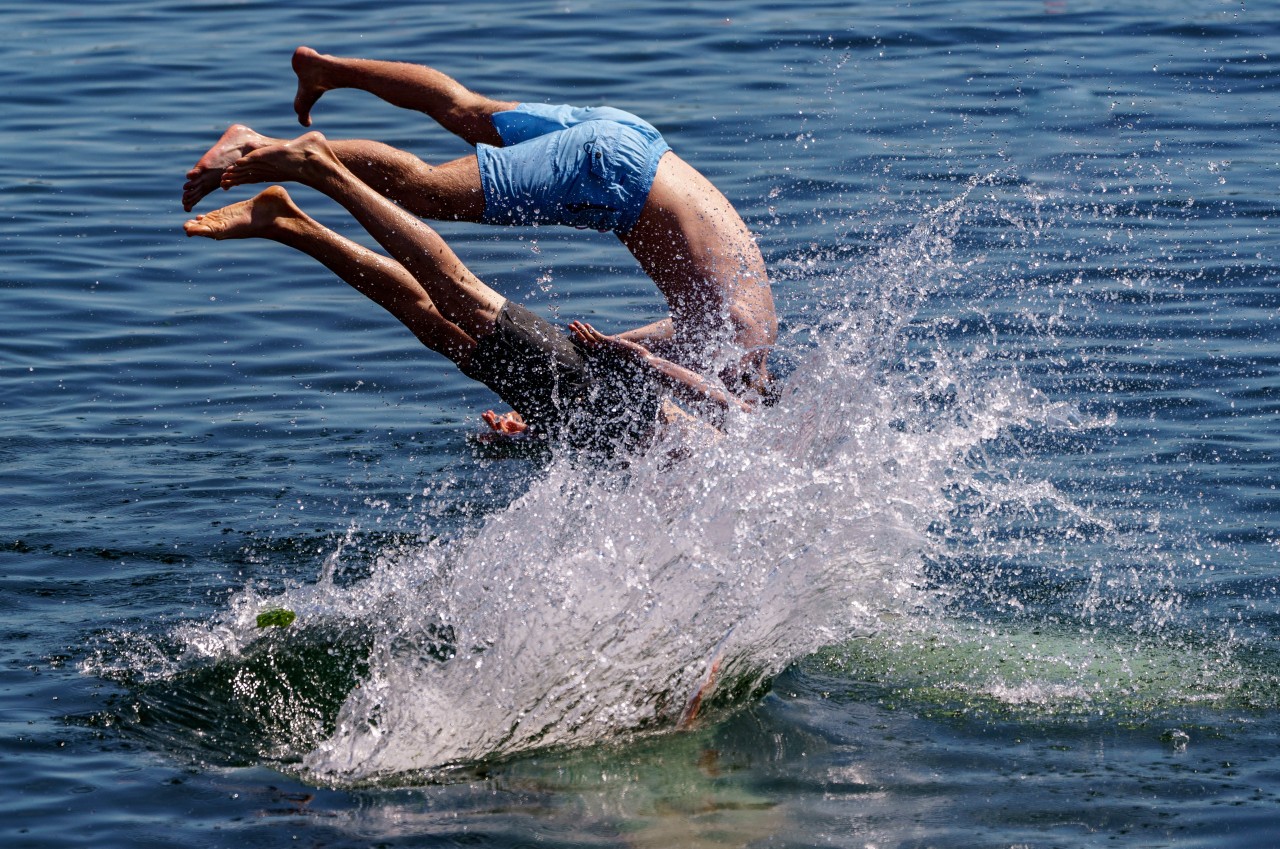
[{"left": 450, "top": 96, "right": 515, "bottom": 147}]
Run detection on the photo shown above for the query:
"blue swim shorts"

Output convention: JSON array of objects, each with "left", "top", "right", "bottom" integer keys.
[{"left": 476, "top": 103, "right": 671, "bottom": 234}]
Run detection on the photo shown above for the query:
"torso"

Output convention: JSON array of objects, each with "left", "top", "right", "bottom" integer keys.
[{"left": 621, "top": 152, "right": 777, "bottom": 365}]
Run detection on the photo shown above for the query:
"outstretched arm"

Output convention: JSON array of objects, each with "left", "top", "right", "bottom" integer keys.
[
  {"left": 615, "top": 317, "right": 674, "bottom": 346},
  {"left": 569, "top": 321, "right": 752, "bottom": 415}
]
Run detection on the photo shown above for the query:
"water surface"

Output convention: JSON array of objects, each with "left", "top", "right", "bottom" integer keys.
[{"left": 3, "top": 1, "right": 1278, "bottom": 846}]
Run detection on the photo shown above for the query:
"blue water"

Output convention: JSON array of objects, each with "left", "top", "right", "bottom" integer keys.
[{"left": 4, "top": 0, "right": 1279, "bottom": 845}]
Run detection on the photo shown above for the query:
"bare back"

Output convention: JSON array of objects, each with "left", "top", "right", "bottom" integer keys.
[{"left": 621, "top": 152, "right": 777, "bottom": 359}]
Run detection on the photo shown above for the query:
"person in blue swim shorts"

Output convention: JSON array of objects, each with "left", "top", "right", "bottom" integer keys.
[
  {"left": 184, "top": 140, "right": 753, "bottom": 451},
  {"left": 184, "top": 47, "right": 777, "bottom": 432}
]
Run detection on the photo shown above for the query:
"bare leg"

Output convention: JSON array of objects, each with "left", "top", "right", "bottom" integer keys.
[
  {"left": 184, "top": 123, "right": 485, "bottom": 220},
  {"left": 221, "top": 132, "right": 503, "bottom": 341},
  {"left": 292, "top": 46, "right": 517, "bottom": 146},
  {"left": 313, "top": 142, "right": 487, "bottom": 221},
  {"left": 182, "top": 186, "right": 475, "bottom": 364}
]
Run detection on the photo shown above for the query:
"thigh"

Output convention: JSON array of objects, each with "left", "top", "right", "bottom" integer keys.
[
  {"left": 331, "top": 139, "right": 486, "bottom": 222},
  {"left": 411, "top": 155, "right": 486, "bottom": 222}
]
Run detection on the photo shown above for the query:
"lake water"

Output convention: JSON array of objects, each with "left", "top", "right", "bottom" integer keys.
[{"left": 4, "top": 0, "right": 1279, "bottom": 846}]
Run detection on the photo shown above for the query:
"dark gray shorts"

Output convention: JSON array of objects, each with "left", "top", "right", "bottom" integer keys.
[{"left": 462, "top": 301, "right": 662, "bottom": 451}]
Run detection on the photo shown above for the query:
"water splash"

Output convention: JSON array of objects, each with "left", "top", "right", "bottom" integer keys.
[{"left": 91, "top": 182, "right": 1115, "bottom": 781}]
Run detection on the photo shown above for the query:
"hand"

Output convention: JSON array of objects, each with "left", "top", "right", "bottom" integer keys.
[
  {"left": 568, "top": 321, "right": 650, "bottom": 360},
  {"left": 482, "top": 409, "right": 527, "bottom": 434},
  {"left": 482, "top": 409, "right": 528, "bottom": 435}
]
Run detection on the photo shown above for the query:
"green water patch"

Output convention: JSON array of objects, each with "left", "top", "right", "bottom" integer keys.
[
  {"left": 90, "top": 625, "right": 375, "bottom": 767},
  {"left": 362, "top": 715, "right": 793, "bottom": 844},
  {"left": 811, "top": 620, "right": 1280, "bottom": 724}
]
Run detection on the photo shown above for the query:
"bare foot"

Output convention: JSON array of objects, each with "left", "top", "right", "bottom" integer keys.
[
  {"left": 182, "top": 124, "right": 278, "bottom": 212},
  {"left": 220, "top": 131, "right": 342, "bottom": 191},
  {"left": 183, "top": 186, "right": 302, "bottom": 241},
  {"left": 481, "top": 409, "right": 527, "bottom": 435},
  {"left": 292, "top": 46, "right": 334, "bottom": 128}
]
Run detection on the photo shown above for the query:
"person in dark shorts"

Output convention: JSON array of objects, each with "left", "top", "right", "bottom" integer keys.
[
  {"left": 183, "top": 47, "right": 778, "bottom": 410},
  {"left": 183, "top": 133, "right": 750, "bottom": 450},
  {"left": 461, "top": 300, "right": 665, "bottom": 450}
]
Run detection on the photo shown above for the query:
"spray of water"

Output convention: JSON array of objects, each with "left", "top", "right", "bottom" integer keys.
[{"left": 91, "top": 182, "right": 1135, "bottom": 782}]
